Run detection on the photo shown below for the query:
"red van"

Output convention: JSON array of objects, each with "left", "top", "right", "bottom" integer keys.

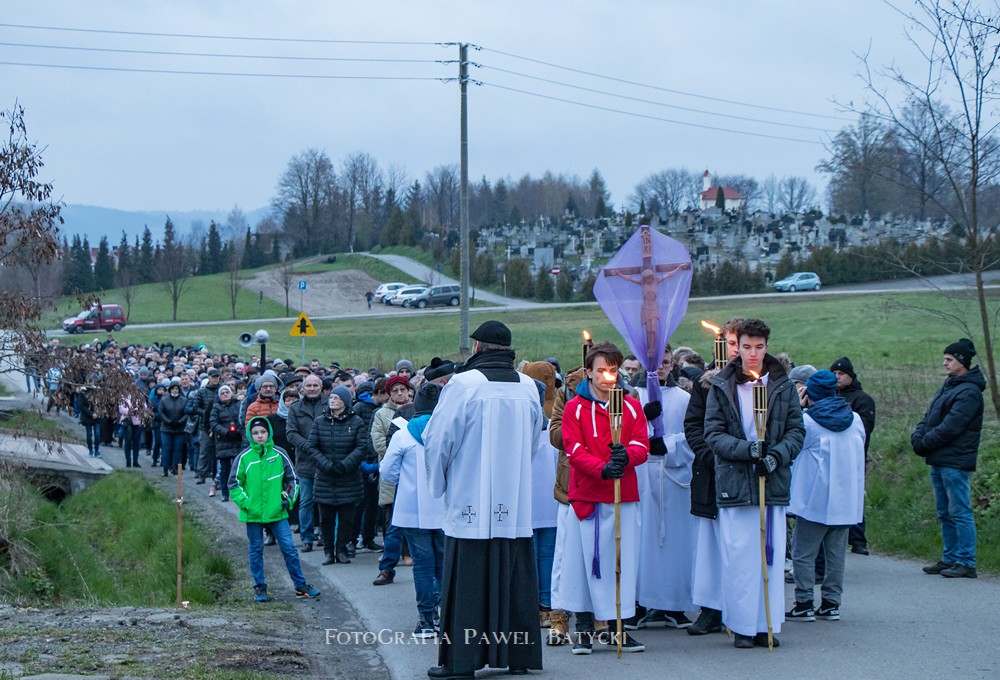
[{"left": 62, "top": 304, "right": 127, "bottom": 333}]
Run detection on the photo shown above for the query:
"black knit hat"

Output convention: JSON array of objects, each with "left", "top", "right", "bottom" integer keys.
[
  {"left": 944, "top": 338, "right": 976, "bottom": 368},
  {"left": 829, "top": 356, "right": 856, "bottom": 381},
  {"left": 413, "top": 382, "right": 442, "bottom": 416}
]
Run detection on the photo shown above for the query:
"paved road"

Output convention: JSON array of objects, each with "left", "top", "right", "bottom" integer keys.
[{"left": 3, "top": 365, "right": 996, "bottom": 680}]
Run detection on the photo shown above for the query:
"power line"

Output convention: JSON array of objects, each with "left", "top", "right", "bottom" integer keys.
[
  {"left": 0, "top": 22, "right": 443, "bottom": 47},
  {"left": 475, "top": 44, "right": 852, "bottom": 123},
  {"left": 477, "top": 62, "right": 838, "bottom": 134},
  {"left": 0, "top": 40, "right": 443, "bottom": 64},
  {"left": 0, "top": 60, "right": 447, "bottom": 81},
  {"left": 480, "top": 81, "right": 825, "bottom": 145}
]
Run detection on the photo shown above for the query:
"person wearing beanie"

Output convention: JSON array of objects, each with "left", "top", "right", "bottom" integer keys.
[
  {"left": 210, "top": 384, "right": 242, "bottom": 501},
  {"left": 245, "top": 371, "right": 282, "bottom": 426},
  {"left": 911, "top": 339, "right": 986, "bottom": 579},
  {"left": 380, "top": 382, "right": 447, "bottom": 639},
  {"left": 286, "top": 374, "right": 327, "bottom": 553},
  {"left": 424, "top": 320, "right": 546, "bottom": 676},
  {"left": 788, "top": 364, "right": 817, "bottom": 407},
  {"left": 347, "top": 378, "right": 383, "bottom": 556},
  {"left": 306, "top": 383, "right": 367, "bottom": 566},
  {"left": 828, "top": 355, "right": 877, "bottom": 555},
  {"left": 395, "top": 359, "right": 415, "bottom": 379},
  {"left": 786, "top": 370, "right": 866, "bottom": 623},
  {"left": 424, "top": 358, "right": 457, "bottom": 386},
  {"left": 369, "top": 372, "right": 414, "bottom": 586},
  {"left": 229, "top": 416, "right": 320, "bottom": 602},
  {"left": 157, "top": 376, "right": 189, "bottom": 477}
]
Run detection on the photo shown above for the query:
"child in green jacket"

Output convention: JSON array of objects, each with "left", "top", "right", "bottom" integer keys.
[{"left": 230, "top": 417, "right": 320, "bottom": 602}]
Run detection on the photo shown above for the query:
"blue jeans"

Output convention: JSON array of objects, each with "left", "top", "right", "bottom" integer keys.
[
  {"left": 930, "top": 466, "right": 976, "bottom": 568},
  {"left": 186, "top": 432, "right": 200, "bottom": 476},
  {"left": 403, "top": 528, "right": 445, "bottom": 621},
  {"left": 380, "top": 505, "right": 402, "bottom": 575},
  {"left": 83, "top": 423, "right": 101, "bottom": 455},
  {"left": 298, "top": 477, "right": 316, "bottom": 544},
  {"left": 161, "top": 432, "right": 185, "bottom": 472},
  {"left": 246, "top": 519, "right": 307, "bottom": 590},
  {"left": 532, "top": 527, "right": 557, "bottom": 608}
]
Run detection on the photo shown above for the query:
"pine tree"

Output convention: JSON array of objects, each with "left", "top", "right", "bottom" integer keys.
[
  {"left": 534, "top": 267, "right": 554, "bottom": 301},
  {"left": 206, "top": 221, "right": 223, "bottom": 274},
  {"left": 93, "top": 236, "right": 115, "bottom": 290},
  {"left": 716, "top": 186, "right": 726, "bottom": 210},
  {"left": 75, "top": 236, "right": 95, "bottom": 292},
  {"left": 139, "top": 226, "right": 155, "bottom": 282},
  {"left": 556, "top": 269, "right": 574, "bottom": 301},
  {"left": 116, "top": 231, "right": 131, "bottom": 276}
]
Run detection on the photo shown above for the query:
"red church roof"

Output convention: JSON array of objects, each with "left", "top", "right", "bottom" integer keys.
[{"left": 700, "top": 186, "right": 744, "bottom": 200}]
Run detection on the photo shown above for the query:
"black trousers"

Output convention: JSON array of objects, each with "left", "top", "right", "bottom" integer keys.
[
  {"left": 352, "top": 479, "right": 380, "bottom": 545},
  {"left": 317, "top": 502, "right": 356, "bottom": 556}
]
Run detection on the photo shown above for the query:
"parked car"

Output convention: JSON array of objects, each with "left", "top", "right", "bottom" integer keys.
[
  {"left": 375, "top": 282, "right": 407, "bottom": 303},
  {"left": 408, "top": 284, "right": 461, "bottom": 309},
  {"left": 774, "top": 272, "right": 821, "bottom": 292},
  {"left": 62, "top": 304, "right": 127, "bottom": 333},
  {"left": 387, "top": 285, "right": 428, "bottom": 307}
]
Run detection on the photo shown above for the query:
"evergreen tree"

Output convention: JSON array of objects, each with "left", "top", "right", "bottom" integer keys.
[
  {"left": 116, "top": 231, "right": 132, "bottom": 276},
  {"left": 504, "top": 258, "right": 532, "bottom": 298},
  {"left": 534, "top": 267, "right": 554, "bottom": 301},
  {"left": 578, "top": 272, "right": 597, "bottom": 301},
  {"left": 207, "top": 220, "right": 224, "bottom": 274},
  {"left": 198, "top": 236, "right": 210, "bottom": 275},
  {"left": 381, "top": 205, "right": 405, "bottom": 246},
  {"left": 269, "top": 235, "right": 281, "bottom": 264},
  {"left": 139, "top": 226, "right": 155, "bottom": 283},
  {"left": 715, "top": 186, "right": 726, "bottom": 210},
  {"left": 93, "top": 236, "right": 115, "bottom": 290},
  {"left": 556, "top": 268, "right": 574, "bottom": 301},
  {"left": 472, "top": 252, "right": 497, "bottom": 286}
]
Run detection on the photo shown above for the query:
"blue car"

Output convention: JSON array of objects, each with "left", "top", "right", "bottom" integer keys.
[{"left": 774, "top": 272, "right": 821, "bottom": 292}]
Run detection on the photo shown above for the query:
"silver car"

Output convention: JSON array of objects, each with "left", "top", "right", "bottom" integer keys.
[{"left": 387, "top": 285, "right": 428, "bottom": 307}]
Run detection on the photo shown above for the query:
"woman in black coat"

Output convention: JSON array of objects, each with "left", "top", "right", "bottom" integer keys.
[
  {"left": 306, "top": 386, "right": 366, "bottom": 565},
  {"left": 209, "top": 385, "right": 242, "bottom": 502}
]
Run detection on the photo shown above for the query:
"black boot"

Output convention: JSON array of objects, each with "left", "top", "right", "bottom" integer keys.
[{"left": 687, "top": 607, "right": 723, "bottom": 635}]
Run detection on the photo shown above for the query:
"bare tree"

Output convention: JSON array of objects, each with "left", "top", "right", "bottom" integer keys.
[
  {"left": 342, "top": 151, "right": 384, "bottom": 251},
  {"left": 817, "top": 112, "right": 899, "bottom": 216},
  {"left": 777, "top": 176, "right": 817, "bottom": 213},
  {"left": 271, "top": 257, "right": 296, "bottom": 316},
  {"left": 117, "top": 265, "right": 139, "bottom": 320},
  {"left": 225, "top": 246, "right": 243, "bottom": 320},
  {"left": 761, "top": 174, "right": 781, "bottom": 214},
  {"left": 273, "top": 148, "right": 339, "bottom": 256},
  {"left": 859, "top": 0, "right": 1000, "bottom": 416},
  {"left": 631, "top": 168, "right": 696, "bottom": 216},
  {"left": 424, "top": 165, "right": 460, "bottom": 230},
  {"left": 158, "top": 218, "right": 190, "bottom": 322}
]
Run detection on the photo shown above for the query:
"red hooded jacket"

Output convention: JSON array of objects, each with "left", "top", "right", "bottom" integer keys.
[{"left": 562, "top": 379, "right": 649, "bottom": 517}]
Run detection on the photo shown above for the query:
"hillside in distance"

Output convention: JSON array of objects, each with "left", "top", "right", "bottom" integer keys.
[{"left": 60, "top": 204, "right": 271, "bottom": 243}]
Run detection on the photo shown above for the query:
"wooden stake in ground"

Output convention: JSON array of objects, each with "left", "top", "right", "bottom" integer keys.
[{"left": 176, "top": 463, "right": 183, "bottom": 607}]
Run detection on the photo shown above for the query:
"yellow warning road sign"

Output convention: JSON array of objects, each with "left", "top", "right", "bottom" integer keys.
[{"left": 289, "top": 312, "right": 317, "bottom": 337}]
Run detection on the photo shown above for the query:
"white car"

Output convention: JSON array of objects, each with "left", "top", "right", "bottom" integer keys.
[
  {"left": 387, "top": 285, "right": 428, "bottom": 307},
  {"left": 375, "top": 282, "right": 407, "bottom": 303}
]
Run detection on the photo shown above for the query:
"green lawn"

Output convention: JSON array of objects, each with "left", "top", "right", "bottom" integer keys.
[{"left": 292, "top": 253, "right": 421, "bottom": 284}]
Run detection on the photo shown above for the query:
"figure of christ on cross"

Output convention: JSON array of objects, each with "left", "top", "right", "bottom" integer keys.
[{"left": 603, "top": 226, "right": 692, "bottom": 362}]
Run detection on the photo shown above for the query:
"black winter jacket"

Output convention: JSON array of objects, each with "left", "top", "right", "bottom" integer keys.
[
  {"left": 705, "top": 356, "right": 805, "bottom": 507},
  {"left": 352, "top": 398, "right": 379, "bottom": 461},
  {"left": 911, "top": 366, "right": 985, "bottom": 472},
  {"left": 307, "top": 408, "right": 366, "bottom": 506},
  {"left": 685, "top": 368, "right": 720, "bottom": 519},
  {"left": 209, "top": 399, "right": 243, "bottom": 459},
  {"left": 186, "top": 383, "right": 220, "bottom": 432},
  {"left": 287, "top": 396, "right": 326, "bottom": 477},
  {"left": 157, "top": 392, "right": 189, "bottom": 434},
  {"left": 838, "top": 380, "right": 876, "bottom": 452},
  {"left": 77, "top": 391, "right": 98, "bottom": 426}
]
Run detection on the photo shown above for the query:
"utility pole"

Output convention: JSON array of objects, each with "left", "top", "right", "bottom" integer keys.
[{"left": 459, "top": 42, "right": 471, "bottom": 356}]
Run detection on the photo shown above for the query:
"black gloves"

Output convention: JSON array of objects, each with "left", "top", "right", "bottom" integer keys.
[
  {"left": 609, "top": 442, "right": 628, "bottom": 466},
  {"left": 649, "top": 437, "right": 667, "bottom": 457},
  {"left": 601, "top": 459, "right": 625, "bottom": 480},
  {"left": 642, "top": 400, "right": 662, "bottom": 422},
  {"left": 748, "top": 440, "right": 768, "bottom": 460},
  {"left": 756, "top": 454, "right": 779, "bottom": 477}
]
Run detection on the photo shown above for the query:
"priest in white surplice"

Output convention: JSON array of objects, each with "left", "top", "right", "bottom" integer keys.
[
  {"left": 424, "top": 320, "right": 545, "bottom": 679},
  {"left": 634, "top": 349, "right": 697, "bottom": 627},
  {"left": 555, "top": 341, "right": 649, "bottom": 654}
]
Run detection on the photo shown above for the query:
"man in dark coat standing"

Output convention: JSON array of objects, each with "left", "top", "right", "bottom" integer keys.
[
  {"left": 830, "top": 356, "right": 876, "bottom": 555},
  {"left": 912, "top": 338, "right": 985, "bottom": 579}
]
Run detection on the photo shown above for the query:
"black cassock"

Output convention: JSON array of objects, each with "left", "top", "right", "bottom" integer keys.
[{"left": 437, "top": 536, "right": 542, "bottom": 674}]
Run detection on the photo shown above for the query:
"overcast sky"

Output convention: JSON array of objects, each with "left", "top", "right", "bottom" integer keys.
[{"left": 3, "top": 1, "right": 925, "bottom": 216}]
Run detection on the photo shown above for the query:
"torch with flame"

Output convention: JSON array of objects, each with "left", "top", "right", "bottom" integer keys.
[
  {"left": 701, "top": 320, "right": 727, "bottom": 370},
  {"left": 602, "top": 367, "right": 625, "bottom": 658},
  {"left": 747, "top": 368, "right": 774, "bottom": 652},
  {"left": 582, "top": 330, "right": 593, "bottom": 369}
]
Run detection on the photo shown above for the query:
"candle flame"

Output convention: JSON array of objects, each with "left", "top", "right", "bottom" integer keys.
[
  {"left": 600, "top": 369, "right": 617, "bottom": 382},
  {"left": 701, "top": 320, "right": 721, "bottom": 335},
  {"left": 748, "top": 369, "right": 761, "bottom": 381},
  {"left": 582, "top": 329, "right": 592, "bottom": 343}
]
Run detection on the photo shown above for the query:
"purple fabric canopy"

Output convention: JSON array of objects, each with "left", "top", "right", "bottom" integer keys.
[{"left": 593, "top": 225, "right": 693, "bottom": 438}]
